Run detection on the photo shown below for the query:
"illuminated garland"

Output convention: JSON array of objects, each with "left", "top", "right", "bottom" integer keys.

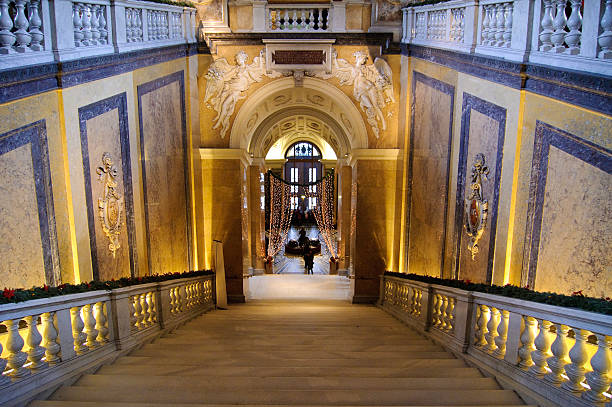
[
  {"left": 311, "top": 175, "right": 337, "bottom": 258},
  {"left": 267, "top": 175, "right": 293, "bottom": 258}
]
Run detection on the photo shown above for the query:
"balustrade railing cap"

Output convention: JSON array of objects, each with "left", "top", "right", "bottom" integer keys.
[
  {"left": 385, "top": 275, "right": 431, "bottom": 289},
  {"left": 431, "top": 283, "right": 472, "bottom": 298},
  {"left": 0, "top": 289, "right": 111, "bottom": 321},
  {"left": 405, "top": 0, "right": 471, "bottom": 12},
  {"left": 113, "top": 0, "right": 187, "bottom": 11},
  {"left": 471, "top": 291, "right": 612, "bottom": 335},
  {"left": 157, "top": 274, "right": 213, "bottom": 288},
  {"left": 109, "top": 281, "right": 161, "bottom": 298}
]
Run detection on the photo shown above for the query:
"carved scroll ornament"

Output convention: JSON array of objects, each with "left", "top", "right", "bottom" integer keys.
[
  {"left": 464, "top": 153, "right": 489, "bottom": 260},
  {"left": 97, "top": 152, "right": 124, "bottom": 258}
]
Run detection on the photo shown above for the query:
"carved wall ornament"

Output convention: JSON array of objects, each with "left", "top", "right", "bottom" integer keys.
[
  {"left": 464, "top": 153, "right": 489, "bottom": 260},
  {"left": 96, "top": 152, "right": 124, "bottom": 258},
  {"left": 203, "top": 50, "right": 281, "bottom": 138},
  {"left": 311, "top": 50, "right": 395, "bottom": 138}
]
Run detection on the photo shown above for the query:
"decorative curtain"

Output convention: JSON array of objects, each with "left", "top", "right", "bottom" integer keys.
[
  {"left": 267, "top": 175, "right": 293, "bottom": 258},
  {"left": 311, "top": 174, "right": 338, "bottom": 259}
]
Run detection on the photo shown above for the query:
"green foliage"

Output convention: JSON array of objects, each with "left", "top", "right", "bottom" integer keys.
[
  {"left": 405, "top": 0, "right": 453, "bottom": 7},
  {"left": 384, "top": 271, "right": 612, "bottom": 315},
  {"left": 137, "top": 0, "right": 196, "bottom": 9},
  {"left": 1, "top": 270, "right": 214, "bottom": 305}
]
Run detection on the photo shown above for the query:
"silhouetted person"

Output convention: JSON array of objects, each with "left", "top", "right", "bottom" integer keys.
[
  {"left": 303, "top": 247, "right": 314, "bottom": 275},
  {"left": 298, "top": 228, "right": 308, "bottom": 247}
]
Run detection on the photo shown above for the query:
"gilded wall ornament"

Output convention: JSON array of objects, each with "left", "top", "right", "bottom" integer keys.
[
  {"left": 464, "top": 153, "right": 489, "bottom": 260},
  {"left": 312, "top": 51, "right": 395, "bottom": 138},
  {"left": 203, "top": 50, "right": 281, "bottom": 139},
  {"left": 97, "top": 152, "right": 124, "bottom": 258}
]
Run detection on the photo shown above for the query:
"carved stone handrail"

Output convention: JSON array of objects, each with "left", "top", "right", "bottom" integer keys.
[
  {"left": 0, "top": 0, "right": 196, "bottom": 71},
  {"left": 379, "top": 274, "right": 612, "bottom": 407},
  {"left": 0, "top": 274, "right": 215, "bottom": 407},
  {"left": 402, "top": 0, "right": 612, "bottom": 76}
]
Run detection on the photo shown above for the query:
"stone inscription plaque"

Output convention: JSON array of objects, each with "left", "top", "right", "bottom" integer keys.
[{"left": 271, "top": 50, "right": 326, "bottom": 65}]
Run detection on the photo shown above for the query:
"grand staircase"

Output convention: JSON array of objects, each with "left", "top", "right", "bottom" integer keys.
[{"left": 31, "top": 301, "right": 530, "bottom": 407}]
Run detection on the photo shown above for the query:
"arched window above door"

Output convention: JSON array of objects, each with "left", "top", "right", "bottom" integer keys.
[{"left": 285, "top": 142, "right": 321, "bottom": 159}]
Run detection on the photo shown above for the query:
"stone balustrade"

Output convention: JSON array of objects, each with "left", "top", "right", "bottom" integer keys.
[
  {"left": 402, "top": 0, "right": 612, "bottom": 75},
  {"left": 379, "top": 275, "right": 612, "bottom": 407},
  {"left": 0, "top": 0, "right": 196, "bottom": 70},
  {"left": 0, "top": 274, "right": 215, "bottom": 406},
  {"left": 267, "top": 5, "right": 330, "bottom": 32}
]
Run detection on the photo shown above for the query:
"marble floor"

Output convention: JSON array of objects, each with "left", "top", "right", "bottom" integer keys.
[
  {"left": 247, "top": 274, "right": 351, "bottom": 301},
  {"left": 273, "top": 226, "right": 334, "bottom": 275}
]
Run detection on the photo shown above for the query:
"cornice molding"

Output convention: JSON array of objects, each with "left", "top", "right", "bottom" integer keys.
[
  {"left": 349, "top": 148, "right": 402, "bottom": 167},
  {"left": 199, "top": 148, "right": 252, "bottom": 168}
]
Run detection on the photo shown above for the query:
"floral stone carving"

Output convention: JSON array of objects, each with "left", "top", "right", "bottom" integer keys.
[
  {"left": 464, "top": 153, "right": 489, "bottom": 260},
  {"left": 97, "top": 152, "right": 124, "bottom": 258},
  {"left": 203, "top": 50, "right": 281, "bottom": 138},
  {"left": 313, "top": 50, "right": 395, "bottom": 138}
]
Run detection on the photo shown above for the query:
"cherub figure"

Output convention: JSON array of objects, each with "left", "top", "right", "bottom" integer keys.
[
  {"left": 203, "top": 50, "right": 279, "bottom": 138},
  {"left": 329, "top": 51, "right": 395, "bottom": 138}
]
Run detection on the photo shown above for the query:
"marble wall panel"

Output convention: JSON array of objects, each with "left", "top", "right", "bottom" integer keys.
[
  {"left": 138, "top": 71, "right": 190, "bottom": 275},
  {"left": 524, "top": 122, "right": 611, "bottom": 297},
  {"left": 455, "top": 94, "right": 506, "bottom": 284},
  {"left": 0, "top": 121, "right": 59, "bottom": 288},
  {"left": 79, "top": 94, "right": 136, "bottom": 281},
  {"left": 407, "top": 72, "right": 454, "bottom": 277}
]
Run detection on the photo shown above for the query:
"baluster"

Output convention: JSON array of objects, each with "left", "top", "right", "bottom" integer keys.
[
  {"left": 562, "top": 329, "right": 590, "bottom": 392},
  {"left": 300, "top": 9, "right": 306, "bottom": 29},
  {"left": 431, "top": 294, "right": 439, "bottom": 326},
  {"left": 518, "top": 316, "right": 538, "bottom": 369},
  {"left": 445, "top": 298, "right": 455, "bottom": 331},
  {"left": 530, "top": 319, "right": 553, "bottom": 376},
  {"left": 94, "top": 302, "right": 109, "bottom": 343},
  {"left": 146, "top": 292, "right": 155, "bottom": 324},
  {"left": 599, "top": 0, "right": 612, "bottom": 58},
  {"left": 583, "top": 334, "right": 611, "bottom": 402},
  {"left": 493, "top": 310, "right": 509, "bottom": 358},
  {"left": 563, "top": 0, "right": 581, "bottom": 54},
  {"left": 27, "top": 0, "right": 43, "bottom": 51},
  {"left": 0, "top": 339, "right": 9, "bottom": 384},
  {"left": 24, "top": 315, "right": 47, "bottom": 370},
  {"left": 13, "top": 0, "right": 31, "bottom": 52},
  {"left": 82, "top": 304, "right": 98, "bottom": 348},
  {"left": 5, "top": 319, "right": 28, "bottom": 378},
  {"left": 133, "top": 295, "right": 143, "bottom": 329},
  {"left": 129, "top": 295, "right": 136, "bottom": 327},
  {"left": 545, "top": 324, "right": 571, "bottom": 384},
  {"left": 291, "top": 10, "right": 297, "bottom": 29},
  {"left": 481, "top": 6, "right": 490, "bottom": 45},
  {"left": 485, "top": 307, "right": 501, "bottom": 352},
  {"left": 550, "top": 0, "right": 568, "bottom": 52},
  {"left": 81, "top": 3, "right": 91, "bottom": 46},
  {"left": 0, "top": 0, "right": 16, "bottom": 53},
  {"left": 503, "top": 3, "right": 512, "bottom": 47},
  {"left": 416, "top": 290, "right": 422, "bottom": 316},
  {"left": 308, "top": 10, "right": 314, "bottom": 30},
  {"left": 90, "top": 4, "right": 99, "bottom": 45},
  {"left": 151, "top": 11, "right": 156, "bottom": 40},
  {"left": 475, "top": 304, "right": 490, "bottom": 347},
  {"left": 459, "top": 10, "right": 465, "bottom": 42},
  {"left": 98, "top": 6, "right": 107, "bottom": 44},
  {"left": 140, "top": 293, "right": 149, "bottom": 327},
  {"left": 146, "top": 11, "right": 152, "bottom": 40},
  {"left": 162, "top": 13, "right": 168, "bottom": 38},
  {"left": 440, "top": 295, "right": 449, "bottom": 330},
  {"left": 274, "top": 9, "right": 280, "bottom": 30},
  {"left": 71, "top": 306, "right": 88, "bottom": 354},
  {"left": 125, "top": 9, "right": 132, "bottom": 42},
  {"left": 539, "top": 0, "right": 554, "bottom": 51},
  {"left": 489, "top": 5, "right": 499, "bottom": 46},
  {"left": 176, "top": 286, "right": 183, "bottom": 312},
  {"left": 41, "top": 312, "right": 61, "bottom": 364},
  {"left": 495, "top": 4, "right": 505, "bottom": 47},
  {"left": 317, "top": 9, "right": 323, "bottom": 30}
]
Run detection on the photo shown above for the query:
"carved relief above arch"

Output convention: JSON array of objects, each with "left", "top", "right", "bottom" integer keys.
[{"left": 229, "top": 77, "right": 368, "bottom": 157}]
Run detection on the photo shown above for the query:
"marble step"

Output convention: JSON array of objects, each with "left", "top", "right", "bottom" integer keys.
[
  {"left": 33, "top": 402, "right": 535, "bottom": 407},
  {"left": 75, "top": 375, "right": 500, "bottom": 391},
  {"left": 130, "top": 348, "right": 450, "bottom": 361},
  {"left": 95, "top": 363, "right": 477, "bottom": 378},
  {"left": 150, "top": 340, "right": 436, "bottom": 352},
  {"left": 114, "top": 354, "right": 454, "bottom": 368},
  {"left": 49, "top": 386, "right": 525, "bottom": 405}
]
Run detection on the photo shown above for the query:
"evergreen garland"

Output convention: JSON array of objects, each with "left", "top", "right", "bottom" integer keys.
[
  {"left": 1, "top": 270, "right": 214, "bottom": 305},
  {"left": 384, "top": 271, "right": 612, "bottom": 315}
]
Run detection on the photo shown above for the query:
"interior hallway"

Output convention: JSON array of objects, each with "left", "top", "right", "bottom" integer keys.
[{"left": 34, "top": 301, "right": 530, "bottom": 406}]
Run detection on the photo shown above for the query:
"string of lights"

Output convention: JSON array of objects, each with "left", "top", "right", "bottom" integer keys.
[
  {"left": 266, "top": 175, "right": 293, "bottom": 258},
  {"left": 310, "top": 176, "right": 337, "bottom": 259}
]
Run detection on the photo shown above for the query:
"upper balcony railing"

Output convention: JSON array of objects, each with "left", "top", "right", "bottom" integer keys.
[
  {"left": 251, "top": 1, "right": 348, "bottom": 33},
  {"left": 0, "top": 0, "right": 197, "bottom": 71},
  {"left": 401, "top": 0, "right": 612, "bottom": 76}
]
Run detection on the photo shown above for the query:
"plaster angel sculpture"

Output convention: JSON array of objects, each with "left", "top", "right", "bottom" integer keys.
[
  {"left": 203, "top": 50, "right": 280, "bottom": 138},
  {"left": 321, "top": 51, "right": 395, "bottom": 138}
]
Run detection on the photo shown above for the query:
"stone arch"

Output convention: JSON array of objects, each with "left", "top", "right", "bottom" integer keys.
[{"left": 229, "top": 76, "right": 368, "bottom": 156}]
